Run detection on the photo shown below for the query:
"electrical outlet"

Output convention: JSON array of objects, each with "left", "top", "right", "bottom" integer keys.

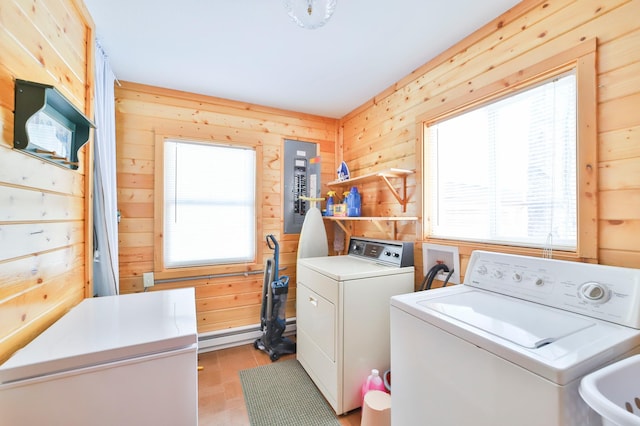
[
  {"left": 423, "top": 243, "right": 461, "bottom": 284},
  {"left": 143, "top": 272, "right": 155, "bottom": 288}
]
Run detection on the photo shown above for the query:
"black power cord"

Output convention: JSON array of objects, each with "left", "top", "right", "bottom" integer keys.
[{"left": 419, "top": 263, "right": 455, "bottom": 291}]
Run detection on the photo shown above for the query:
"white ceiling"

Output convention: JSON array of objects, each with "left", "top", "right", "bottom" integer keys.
[{"left": 84, "top": 0, "right": 522, "bottom": 118}]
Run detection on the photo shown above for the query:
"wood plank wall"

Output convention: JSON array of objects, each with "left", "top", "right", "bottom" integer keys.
[
  {"left": 0, "top": 0, "right": 94, "bottom": 363},
  {"left": 115, "top": 82, "right": 338, "bottom": 334},
  {"left": 339, "top": 0, "right": 640, "bottom": 283}
]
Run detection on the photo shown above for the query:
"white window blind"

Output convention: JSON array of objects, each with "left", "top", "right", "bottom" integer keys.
[
  {"left": 427, "top": 71, "right": 577, "bottom": 250},
  {"left": 164, "top": 139, "right": 256, "bottom": 268}
]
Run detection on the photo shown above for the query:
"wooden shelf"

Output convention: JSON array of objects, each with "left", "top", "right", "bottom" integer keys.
[
  {"left": 327, "top": 168, "right": 414, "bottom": 212},
  {"left": 323, "top": 216, "right": 418, "bottom": 240}
]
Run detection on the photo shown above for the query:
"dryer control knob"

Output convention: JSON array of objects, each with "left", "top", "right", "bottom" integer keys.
[
  {"left": 491, "top": 270, "right": 503, "bottom": 279},
  {"left": 477, "top": 265, "right": 488, "bottom": 275},
  {"left": 512, "top": 273, "right": 522, "bottom": 282},
  {"left": 579, "top": 282, "right": 610, "bottom": 303}
]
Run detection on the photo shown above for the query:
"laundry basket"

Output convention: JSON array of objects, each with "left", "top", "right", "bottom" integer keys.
[{"left": 579, "top": 354, "right": 640, "bottom": 426}]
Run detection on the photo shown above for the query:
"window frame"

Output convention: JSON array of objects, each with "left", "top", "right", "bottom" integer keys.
[
  {"left": 417, "top": 39, "right": 597, "bottom": 262},
  {"left": 153, "top": 134, "right": 264, "bottom": 279}
]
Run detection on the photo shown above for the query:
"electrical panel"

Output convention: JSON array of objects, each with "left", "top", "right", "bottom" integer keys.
[{"left": 284, "top": 139, "right": 318, "bottom": 234}]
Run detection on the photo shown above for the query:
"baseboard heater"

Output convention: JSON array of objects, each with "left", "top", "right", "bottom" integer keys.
[{"left": 197, "top": 318, "right": 296, "bottom": 353}]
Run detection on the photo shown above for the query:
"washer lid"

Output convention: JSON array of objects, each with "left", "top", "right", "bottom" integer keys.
[
  {"left": 391, "top": 286, "right": 640, "bottom": 385},
  {"left": 0, "top": 288, "right": 197, "bottom": 384},
  {"left": 298, "top": 255, "right": 414, "bottom": 281},
  {"left": 419, "top": 291, "right": 594, "bottom": 349}
]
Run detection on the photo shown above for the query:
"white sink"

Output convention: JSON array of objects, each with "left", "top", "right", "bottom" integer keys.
[{"left": 580, "top": 354, "right": 640, "bottom": 426}]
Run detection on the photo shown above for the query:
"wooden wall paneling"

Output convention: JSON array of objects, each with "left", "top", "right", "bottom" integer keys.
[
  {"left": 118, "top": 246, "right": 153, "bottom": 263},
  {"left": 0, "top": 284, "right": 85, "bottom": 365},
  {"left": 599, "top": 190, "right": 640, "bottom": 220},
  {"left": 340, "top": 0, "right": 640, "bottom": 290},
  {"left": 117, "top": 83, "right": 338, "bottom": 134},
  {"left": 3, "top": 0, "right": 86, "bottom": 104},
  {"left": 16, "top": 0, "right": 87, "bottom": 80},
  {"left": 117, "top": 142, "right": 155, "bottom": 162},
  {"left": 197, "top": 299, "right": 296, "bottom": 333},
  {"left": 362, "top": 0, "right": 628, "bottom": 136},
  {"left": 118, "top": 203, "right": 154, "bottom": 219},
  {"left": 341, "top": 0, "right": 560, "bottom": 129},
  {"left": 118, "top": 217, "right": 153, "bottom": 233},
  {"left": 0, "top": 266, "right": 84, "bottom": 344},
  {"left": 0, "top": 186, "right": 84, "bottom": 222},
  {"left": 0, "top": 147, "right": 85, "bottom": 195},
  {"left": 119, "top": 276, "right": 144, "bottom": 294},
  {"left": 118, "top": 231, "right": 154, "bottom": 248},
  {"left": 195, "top": 277, "right": 264, "bottom": 298},
  {"left": 599, "top": 249, "right": 640, "bottom": 268},
  {"left": 0, "top": 0, "right": 94, "bottom": 362},
  {"left": 0, "top": 244, "right": 84, "bottom": 302},
  {"left": 118, "top": 97, "right": 335, "bottom": 143},
  {"left": 600, "top": 221, "right": 640, "bottom": 252},
  {"left": 117, "top": 188, "right": 154, "bottom": 204},
  {"left": 116, "top": 82, "right": 338, "bottom": 336},
  {"left": 598, "top": 61, "right": 640, "bottom": 104},
  {"left": 117, "top": 172, "right": 154, "bottom": 189},
  {"left": 599, "top": 158, "right": 640, "bottom": 191},
  {"left": 599, "top": 125, "right": 640, "bottom": 162},
  {"left": 343, "top": 129, "right": 416, "bottom": 174},
  {"left": 599, "top": 92, "right": 640, "bottom": 134},
  {"left": 118, "top": 259, "right": 154, "bottom": 279},
  {"left": 0, "top": 222, "right": 84, "bottom": 261},
  {"left": 597, "top": 17, "right": 640, "bottom": 73},
  {"left": 117, "top": 157, "right": 154, "bottom": 175},
  {"left": 0, "top": 65, "right": 16, "bottom": 111}
]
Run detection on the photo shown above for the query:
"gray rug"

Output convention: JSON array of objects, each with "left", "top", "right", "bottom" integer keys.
[{"left": 239, "top": 359, "right": 341, "bottom": 426}]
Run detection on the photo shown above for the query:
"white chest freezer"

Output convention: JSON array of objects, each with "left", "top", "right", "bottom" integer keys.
[{"left": 0, "top": 288, "right": 199, "bottom": 426}]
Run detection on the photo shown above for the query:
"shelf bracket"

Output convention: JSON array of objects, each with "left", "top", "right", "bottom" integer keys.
[
  {"left": 372, "top": 220, "right": 399, "bottom": 240},
  {"left": 332, "top": 219, "right": 350, "bottom": 238},
  {"left": 380, "top": 175, "right": 408, "bottom": 212}
]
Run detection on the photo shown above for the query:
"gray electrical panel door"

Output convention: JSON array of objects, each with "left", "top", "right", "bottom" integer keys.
[{"left": 283, "top": 139, "right": 318, "bottom": 234}]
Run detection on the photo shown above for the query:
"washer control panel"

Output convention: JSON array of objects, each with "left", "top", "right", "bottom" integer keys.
[
  {"left": 348, "top": 237, "right": 414, "bottom": 268},
  {"left": 465, "top": 250, "right": 640, "bottom": 328}
]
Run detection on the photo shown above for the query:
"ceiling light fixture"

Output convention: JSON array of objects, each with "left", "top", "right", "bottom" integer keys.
[{"left": 284, "top": 0, "right": 337, "bottom": 29}]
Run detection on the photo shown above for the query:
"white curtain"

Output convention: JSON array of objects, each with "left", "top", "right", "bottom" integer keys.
[{"left": 93, "top": 41, "right": 119, "bottom": 296}]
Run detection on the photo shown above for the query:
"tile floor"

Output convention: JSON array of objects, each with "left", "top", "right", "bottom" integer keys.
[{"left": 197, "top": 343, "right": 362, "bottom": 425}]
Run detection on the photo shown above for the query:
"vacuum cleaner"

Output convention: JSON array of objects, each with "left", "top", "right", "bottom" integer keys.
[{"left": 254, "top": 234, "right": 296, "bottom": 361}]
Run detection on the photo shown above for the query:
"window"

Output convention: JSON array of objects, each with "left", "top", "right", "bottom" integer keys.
[
  {"left": 163, "top": 139, "right": 256, "bottom": 268},
  {"left": 427, "top": 71, "right": 578, "bottom": 251},
  {"left": 420, "top": 40, "right": 597, "bottom": 261}
]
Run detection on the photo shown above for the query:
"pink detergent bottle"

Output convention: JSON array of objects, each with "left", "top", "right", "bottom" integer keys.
[{"left": 361, "top": 369, "right": 387, "bottom": 405}]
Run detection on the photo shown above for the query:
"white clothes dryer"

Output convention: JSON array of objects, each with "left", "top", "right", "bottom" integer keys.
[
  {"left": 391, "top": 251, "right": 640, "bottom": 426},
  {"left": 297, "top": 237, "right": 414, "bottom": 415}
]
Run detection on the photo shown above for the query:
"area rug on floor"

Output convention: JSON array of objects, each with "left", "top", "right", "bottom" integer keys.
[{"left": 239, "top": 359, "right": 341, "bottom": 426}]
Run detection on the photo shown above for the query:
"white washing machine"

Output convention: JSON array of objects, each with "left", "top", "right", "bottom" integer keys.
[
  {"left": 390, "top": 250, "right": 640, "bottom": 426},
  {"left": 297, "top": 237, "right": 414, "bottom": 415}
]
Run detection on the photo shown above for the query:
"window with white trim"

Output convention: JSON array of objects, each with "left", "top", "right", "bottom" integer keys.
[
  {"left": 426, "top": 70, "right": 577, "bottom": 250},
  {"left": 163, "top": 139, "right": 256, "bottom": 268}
]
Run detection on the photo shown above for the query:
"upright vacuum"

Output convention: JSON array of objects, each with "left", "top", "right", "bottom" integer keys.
[{"left": 254, "top": 234, "right": 296, "bottom": 361}]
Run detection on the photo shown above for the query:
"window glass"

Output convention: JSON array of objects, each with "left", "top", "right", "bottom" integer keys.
[
  {"left": 164, "top": 139, "right": 256, "bottom": 267},
  {"left": 427, "top": 71, "right": 577, "bottom": 250}
]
